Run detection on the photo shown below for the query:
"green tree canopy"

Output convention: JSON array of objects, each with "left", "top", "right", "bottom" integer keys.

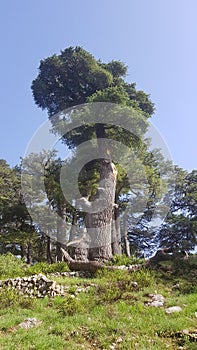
[
  {"left": 32, "top": 46, "right": 154, "bottom": 118},
  {"left": 158, "top": 168, "right": 197, "bottom": 252}
]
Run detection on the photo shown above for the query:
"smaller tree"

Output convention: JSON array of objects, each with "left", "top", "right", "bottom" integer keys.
[
  {"left": 158, "top": 168, "right": 197, "bottom": 252},
  {"left": 0, "top": 160, "right": 38, "bottom": 262}
]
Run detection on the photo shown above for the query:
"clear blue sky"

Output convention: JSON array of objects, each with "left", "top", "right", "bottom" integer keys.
[{"left": 0, "top": 0, "right": 196, "bottom": 171}]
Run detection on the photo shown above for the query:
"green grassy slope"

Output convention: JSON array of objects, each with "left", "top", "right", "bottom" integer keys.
[{"left": 0, "top": 256, "right": 196, "bottom": 350}]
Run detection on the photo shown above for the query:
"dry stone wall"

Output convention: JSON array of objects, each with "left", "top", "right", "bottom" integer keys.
[{"left": 0, "top": 273, "right": 65, "bottom": 298}]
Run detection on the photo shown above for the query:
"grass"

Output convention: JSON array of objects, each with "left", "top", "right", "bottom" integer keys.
[{"left": 0, "top": 255, "right": 196, "bottom": 349}]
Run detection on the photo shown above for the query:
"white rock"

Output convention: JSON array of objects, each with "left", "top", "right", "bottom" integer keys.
[
  {"left": 146, "top": 294, "right": 165, "bottom": 307},
  {"left": 150, "top": 301, "right": 164, "bottom": 307},
  {"left": 165, "top": 306, "right": 182, "bottom": 314},
  {"left": 19, "top": 318, "right": 42, "bottom": 329},
  {"left": 116, "top": 337, "right": 123, "bottom": 343},
  {"left": 132, "top": 281, "right": 138, "bottom": 288}
]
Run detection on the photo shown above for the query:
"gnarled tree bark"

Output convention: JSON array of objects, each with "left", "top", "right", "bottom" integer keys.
[
  {"left": 86, "top": 159, "right": 117, "bottom": 262},
  {"left": 61, "top": 248, "right": 145, "bottom": 273}
]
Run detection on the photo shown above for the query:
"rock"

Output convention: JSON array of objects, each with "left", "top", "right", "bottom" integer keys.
[
  {"left": 128, "top": 264, "right": 142, "bottom": 272},
  {"left": 69, "top": 271, "right": 77, "bottom": 276},
  {"left": 117, "top": 265, "right": 127, "bottom": 270},
  {"left": 150, "top": 300, "right": 164, "bottom": 307},
  {"left": 116, "top": 337, "right": 123, "bottom": 343},
  {"left": 172, "top": 283, "right": 180, "bottom": 290},
  {"left": 132, "top": 281, "right": 138, "bottom": 288},
  {"left": 165, "top": 306, "right": 182, "bottom": 314},
  {"left": 145, "top": 294, "right": 165, "bottom": 307},
  {"left": 19, "top": 318, "right": 42, "bottom": 329}
]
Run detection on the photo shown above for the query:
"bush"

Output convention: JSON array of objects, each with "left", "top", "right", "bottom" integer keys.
[
  {"left": 110, "top": 254, "right": 144, "bottom": 266},
  {"left": 95, "top": 268, "right": 155, "bottom": 303},
  {"left": 0, "top": 287, "right": 34, "bottom": 309},
  {"left": 25, "top": 261, "right": 69, "bottom": 275},
  {"left": 0, "top": 253, "right": 24, "bottom": 279},
  {"left": 95, "top": 269, "right": 137, "bottom": 303},
  {"left": 54, "top": 295, "right": 84, "bottom": 316}
]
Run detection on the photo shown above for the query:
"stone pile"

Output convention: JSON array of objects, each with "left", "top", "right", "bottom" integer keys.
[
  {"left": 144, "top": 293, "right": 166, "bottom": 307},
  {"left": 51, "top": 271, "right": 92, "bottom": 278},
  {"left": 0, "top": 273, "right": 65, "bottom": 298}
]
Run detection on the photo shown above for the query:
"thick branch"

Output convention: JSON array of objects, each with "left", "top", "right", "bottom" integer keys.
[{"left": 61, "top": 248, "right": 144, "bottom": 273}]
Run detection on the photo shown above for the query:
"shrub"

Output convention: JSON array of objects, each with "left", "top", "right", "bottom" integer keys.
[
  {"left": 95, "top": 269, "right": 138, "bottom": 303},
  {"left": 95, "top": 268, "right": 155, "bottom": 303},
  {"left": 25, "top": 261, "right": 69, "bottom": 275},
  {"left": 0, "top": 287, "right": 34, "bottom": 309},
  {"left": 110, "top": 254, "right": 144, "bottom": 266},
  {"left": 0, "top": 253, "right": 24, "bottom": 279},
  {"left": 132, "top": 269, "right": 155, "bottom": 288},
  {"left": 54, "top": 295, "right": 84, "bottom": 316}
]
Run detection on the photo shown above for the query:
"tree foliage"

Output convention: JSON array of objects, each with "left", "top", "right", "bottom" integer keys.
[
  {"left": 158, "top": 168, "right": 197, "bottom": 251},
  {"left": 32, "top": 46, "right": 154, "bottom": 118},
  {"left": 0, "top": 160, "right": 37, "bottom": 260},
  {"left": 32, "top": 47, "right": 113, "bottom": 116}
]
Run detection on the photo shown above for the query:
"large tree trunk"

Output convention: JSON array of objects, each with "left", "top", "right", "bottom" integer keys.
[
  {"left": 86, "top": 159, "right": 117, "bottom": 262},
  {"left": 61, "top": 248, "right": 110, "bottom": 273},
  {"left": 72, "top": 124, "right": 118, "bottom": 262},
  {"left": 86, "top": 124, "right": 117, "bottom": 262}
]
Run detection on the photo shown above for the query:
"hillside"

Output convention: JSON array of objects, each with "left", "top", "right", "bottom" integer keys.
[{"left": 0, "top": 254, "right": 196, "bottom": 350}]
